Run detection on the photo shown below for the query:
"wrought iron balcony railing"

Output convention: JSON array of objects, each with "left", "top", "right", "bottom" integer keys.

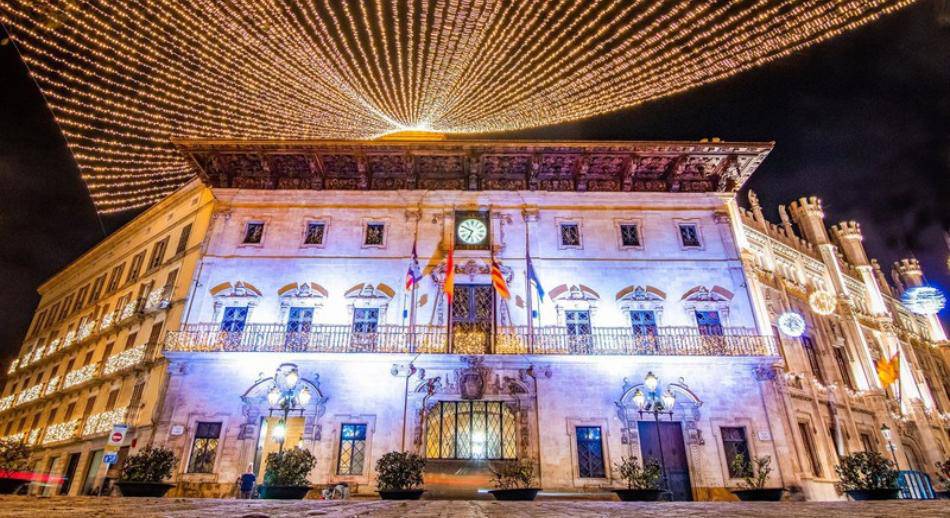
[{"left": 164, "top": 323, "right": 778, "bottom": 357}]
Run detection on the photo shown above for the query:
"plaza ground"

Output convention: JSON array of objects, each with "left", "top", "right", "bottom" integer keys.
[{"left": 0, "top": 497, "right": 948, "bottom": 518}]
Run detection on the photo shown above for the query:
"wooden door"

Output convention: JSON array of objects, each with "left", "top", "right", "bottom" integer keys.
[
  {"left": 638, "top": 420, "right": 693, "bottom": 501},
  {"left": 452, "top": 284, "right": 493, "bottom": 353}
]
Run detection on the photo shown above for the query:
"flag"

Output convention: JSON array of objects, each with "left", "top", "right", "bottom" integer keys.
[
  {"left": 444, "top": 243, "right": 455, "bottom": 305},
  {"left": 491, "top": 255, "right": 511, "bottom": 299},
  {"left": 405, "top": 241, "right": 421, "bottom": 290},
  {"left": 526, "top": 249, "right": 545, "bottom": 301},
  {"left": 876, "top": 352, "right": 900, "bottom": 387}
]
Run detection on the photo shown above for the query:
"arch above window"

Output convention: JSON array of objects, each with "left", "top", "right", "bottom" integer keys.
[
  {"left": 210, "top": 281, "right": 262, "bottom": 322},
  {"left": 617, "top": 285, "right": 666, "bottom": 326},
  {"left": 681, "top": 285, "right": 734, "bottom": 326}
]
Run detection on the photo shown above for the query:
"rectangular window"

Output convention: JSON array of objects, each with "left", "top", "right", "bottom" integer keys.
[
  {"left": 221, "top": 307, "right": 248, "bottom": 333},
  {"left": 105, "top": 389, "right": 119, "bottom": 411},
  {"left": 304, "top": 222, "right": 326, "bottom": 245},
  {"left": 629, "top": 310, "right": 658, "bottom": 337},
  {"left": 801, "top": 335, "right": 825, "bottom": 384},
  {"left": 363, "top": 223, "right": 385, "bottom": 246},
  {"left": 175, "top": 224, "right": 192, "bottom": 255},
  {"left": 123, "top": 332, "right": 138, "bottom": 351},
  {"left": 798, "top": 421, "right": 823, "bottom": 477},
  {"left": 352, "top": 308, "right": 379, "bottom": 334},
  {"left": 58, "top": 296, "right": 73, "bottom": 322},
  {"left": 678, "top": 223, "right": 701, "bottom": 247},
  {"left": 187, "top": 422, "right": 222, "bottom": 473},
  {"left": 89, "top": 275, "right": 106, "bottom": 303},
  {"left": 243, "top": 222, "right": 264, "bottom": 244},
  {"left": 82, "top": 351, "right": 94, "bottom": 367},
  {"left": 721, "top": 427, "right": 751, "bottom": 477},
  {"left": 832, "top": 346, "right": 854, "bottom": 390},
  {"left": 337, "top": 423, "right": 367, "bottom": 475},
  {"left": 575, "top": 426, "right": 607, "bottom": 478},
  {"left": 859, "top": 433, "right": 875, "bottom": 453},
  {"left": 287, "top": 307, "right": 314, "bottom": 334},
  {"left": 129, "top": 380, "right": 146, "bottom": 412},
  {"left": 149, "top": 238, "right": 169, "bottom": 269},
  {"left": 619, "top": 223, "right": 641, "bottom": 247},
  {"left": 425, "top": 401, "right": 517, "bottom": 460},
  {"left": 127, "top": 252, "right": 145, "bottom": 283},
  {"left": 107, "top": 264, "right": 125, "bottom": 292},
  {"left": 565, "top": 310, "right": 591, "bottom": 336},
  {"left": 559, "top": 223, "right": 581, "bottom": 247},
  {"left": 147, "top": 323, "right": 163, "bottom": 347},
  {"left": 695, "top": 310, "right": 723, "bottom": 336},
  {"left": 102, "top": 342, "right": 114, "bottom": 361},
  {"left": 64, "top": 402, "right": 76, "bottom": 421},
  {"left": 72, "top": 286, "right": 90, "bottom": 314}
]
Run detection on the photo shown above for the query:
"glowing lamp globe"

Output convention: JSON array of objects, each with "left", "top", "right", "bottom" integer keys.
[
  {"left": 632, "top": 389, "right": 646, "bottom": 410},
  {"left": 778, "top": 312, "right": 806, "bottom": 338},
  {"left": 808, "top": 290, "right": 836, "bottom": 316},
  {"left": 661, "top": 391, "right": 676, "bottom": 410},
  {"left": 901, "top": 286, "right": 946, "bottom": 316},
  {"left": 644, "top": 372, "right": 659, "bottom": 391},
  {"left": 297, "top": 386, "right": 312, "bottom": 406},
  {"left": 266, "top": 387, "right": 281, "bottom": 407}
]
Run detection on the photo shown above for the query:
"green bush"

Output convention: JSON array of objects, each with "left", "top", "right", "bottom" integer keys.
[
  {"left": 0, "top": 439, "right": 31, "bottom": 476},
  {"left": 730, "top": 453, "right": 773, "bottom": 490},
  {"left": 375, "top": 451, "right": 425, "bottom": 491},
  {"left": 263, "top": 447, "right": 316, "bottom": 487},
  {"left": 935, "top": 459, "right": 950, "bottom": 489},
  {"left": 614, "top": 456, "right": 661, "bottom": 490},
  {"left": 490, "top": 459, "right": 537, "bottom": 489},
  {"left": 835, "top": 451, "right": 898, "bottom": 491},
  {"left": 121, "top": 446, "right": 176, "bottom": 482}
]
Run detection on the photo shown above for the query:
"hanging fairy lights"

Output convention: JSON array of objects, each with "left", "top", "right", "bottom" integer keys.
[{"left": 0, "top": 0, "right": 917, "bottom": 213}]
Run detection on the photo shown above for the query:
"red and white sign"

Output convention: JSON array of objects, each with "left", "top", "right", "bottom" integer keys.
[{"left": 107, "top": 424, "right": 128, "bottom": 447}]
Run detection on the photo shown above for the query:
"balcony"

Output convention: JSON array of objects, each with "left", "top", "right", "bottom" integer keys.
[{"left": 164, "top": 324, "right": 778, "bottom": 357}]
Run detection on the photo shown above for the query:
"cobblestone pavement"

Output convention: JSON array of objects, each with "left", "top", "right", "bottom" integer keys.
[{"left": 0, "top": 497, "right": 947, "bottom": 518}]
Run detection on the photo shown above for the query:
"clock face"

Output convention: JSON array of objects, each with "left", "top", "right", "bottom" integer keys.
[{"left": 457, "top": 218, "right": 488, "bottom": 245}]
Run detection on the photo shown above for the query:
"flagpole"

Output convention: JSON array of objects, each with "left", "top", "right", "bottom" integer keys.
[
  {"left": 409, "top": 217, "right": 420, "bottom": 353},
  {"left": 524, "top": 211, "right": 534, "bottom": 354}
]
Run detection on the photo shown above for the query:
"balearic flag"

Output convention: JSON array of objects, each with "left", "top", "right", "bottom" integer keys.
[
  {"left": 875, "top": 352, "right": 900, "bottom": 387},
  {"left": 444, "top": 243, "right": 455, "bottom": 305},
  {"left": 405, "top": 241, "right": 421, "bottom": 290},
  {"left": 491, "top": 255, "right": 511, "bottom": 299},
  {"left": 526, "top": 249, "right": 545, "bottom": 301}
]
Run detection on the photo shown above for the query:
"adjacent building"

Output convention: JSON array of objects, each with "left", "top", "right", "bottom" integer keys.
[{"left": 1, "top": 135, "right": 947, "bottom": 500}]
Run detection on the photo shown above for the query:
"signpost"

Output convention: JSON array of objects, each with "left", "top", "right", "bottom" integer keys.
[{"left": 103, "top": 424, "right": 128, "bottom": 465}]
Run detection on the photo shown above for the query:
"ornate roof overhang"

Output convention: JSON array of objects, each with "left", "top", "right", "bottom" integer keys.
[{"left": 173, "top": 137, "right": 773, "bottom": 194}]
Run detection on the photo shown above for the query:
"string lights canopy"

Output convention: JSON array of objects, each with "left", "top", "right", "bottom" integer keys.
[{"left": 1, "top": 0, "right": 917, "bottom": 212}]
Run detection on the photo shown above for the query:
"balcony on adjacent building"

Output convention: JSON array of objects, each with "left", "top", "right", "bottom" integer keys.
[{"left": 164, "top": 323, "right": 778, "bottom": 357}]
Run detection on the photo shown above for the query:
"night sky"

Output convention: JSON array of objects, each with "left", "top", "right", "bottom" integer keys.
[{"left": 0, "top": 3, "right": 947, "bottom": 369}]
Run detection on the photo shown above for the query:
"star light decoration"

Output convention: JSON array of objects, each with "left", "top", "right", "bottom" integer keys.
[
  {"left": 808, "top": 290, "right": 837, "bottom": 316},
  {"left": 901, "top": 286, "right": 946, "bottom": 316},
  {"left": 777, "top": 311, "right": 806, "bottom": 338},
  {"left": 1, "top": 0, "right": 917, "bottom": 213}
]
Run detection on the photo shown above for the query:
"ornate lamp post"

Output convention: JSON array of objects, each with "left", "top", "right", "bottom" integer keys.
[
  {"left": 265, "top": 364, "right": 312, "bottom": 453},
  {"left": 632, "top": 371, "right": 677, "bottom": 496},
  {"left": 879, "top": 423, "right": 899, "bottom": 467}
]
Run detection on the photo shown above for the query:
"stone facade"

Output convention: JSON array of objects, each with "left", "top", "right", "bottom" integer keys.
[{"left": 1, "top": 137, "right": 947, "bottom": 501}]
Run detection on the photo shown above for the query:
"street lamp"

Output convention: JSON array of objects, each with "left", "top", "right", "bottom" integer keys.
[
  {"left": 266, "top": 364, "right": 309, "bottom": 453},
  {"left": 880, "top": 423, "right": 899, "bottom": 467},
  {"left": 633, "top": 371, "right": 677, "bottom": 498}
]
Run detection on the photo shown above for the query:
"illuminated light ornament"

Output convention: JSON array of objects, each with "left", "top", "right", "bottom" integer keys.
[
  {"left": 808, "top": 290, "right": 837, "bottom": 316},
  {"left": 777, "top": 312, "right": 806, "bottom": 338},
  {"left": 901, "top": 286, "right": 946, "bottom": 315},
  {"left": 0, "top": 1, "right": 917, "bottom": 213}
]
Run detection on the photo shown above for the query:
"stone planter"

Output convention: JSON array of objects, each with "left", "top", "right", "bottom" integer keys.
[
  {"left": 934, "top": 490, "right": 949, "bottom": 500},
  {"left": 115, "top": 481, "right": 175, "bottom": 497},
  {"left": 258, "top": 485, "right": 312, "bottom": 499},
  {"left": 489, "top": 488, "right": 541, "bottom": 501},
  {"left": 845, "top": 488, "right": 900, "bottom": 501},
  {"left": 0, "top": 477, "right": 26, "bottom": 495},
  {"left": 377, "top": 489, "right": 425, "bottom": 500},
  {"left": 611, "top": 488, "right": 665, "bottom": 501},
  {"left": 730, "top": 488, "right": 784, "bottom": 501}
]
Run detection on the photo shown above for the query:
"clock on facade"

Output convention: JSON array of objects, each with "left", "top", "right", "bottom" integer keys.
[{"left": 454, "top": 211, "right": 490, "bottom": 249}]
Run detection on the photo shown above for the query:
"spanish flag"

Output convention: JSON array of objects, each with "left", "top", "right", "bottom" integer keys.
[
  {"left": 444, "top": 243, "right": 455, "bottom": 305},
  {"left": 491, "top": 255, "right": 510, "bottom": 299},
  {"left": 876, "top": 352, "right": 900, "bottom": 387}
]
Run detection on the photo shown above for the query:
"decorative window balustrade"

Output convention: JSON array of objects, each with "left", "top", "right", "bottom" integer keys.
[
  {"left": 0, "top": 432, "right": 23, "bottom": 443},
  {"left": 16, "top": 384, "right": 42, "bottom": 405},
  {"left": 82, "top": 407, "right": 127, "bottom": 436},
  {"left": 0, "top": 395, "right": 13, "bottom": 412},
  {"left": 62, "top": 363, "right": 98, "bottom": 390},
  {"left": 43, "top": 420, "right": 79, "bottom": 444},
  {"left": 165, "top": 323, "right": 778, "bottom": 357},
  {"left": 104, "top": 345, "right": 147, "bottom": 375},
  {"left": 27, "top": 428, "right": 41, "bottom": 445},
  {"left": 6, "top": 359, "right": 17, "bottom": 374},
  {"left": 44, "top": 376, "right": 60, "bottom": 396}
]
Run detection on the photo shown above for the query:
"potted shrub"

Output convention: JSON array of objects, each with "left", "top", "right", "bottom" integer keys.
[
  {"left": 728, "top": 453, "right": 784, "bottom": 501},
  {"left": 375, "top": 451, "right": 425, "bottom": 500},
  {"left": 0, "top": 439, "right": 31, "bottom": 494},
  {"left": 259, "top": 447, "right": 316, "bottom": 499},
  {"left": 489, "top": 458, "right": 541, "bottom": 501},
  {"left": 835, "top": 451, "right": 900, "bottom": 500},
  {"left": 116, "top": 446, "right": 177, "bottom": 497},
  {"left": 611, "top": 456, "right": 664, "bottom": 501},
  {"left": 935, "top": 459, "right": 950, "bottom": 499}
]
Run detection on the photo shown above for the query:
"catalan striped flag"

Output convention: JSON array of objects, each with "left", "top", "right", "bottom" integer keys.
[
  {"left": 876, "top": 352, "right": 900, "bottom": 387},
  {"left": 444, "top": 242, "right": 455, "bottom": 305},
  {"left": 491, "top": 255, "right": 511, "bottom": 299}
]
